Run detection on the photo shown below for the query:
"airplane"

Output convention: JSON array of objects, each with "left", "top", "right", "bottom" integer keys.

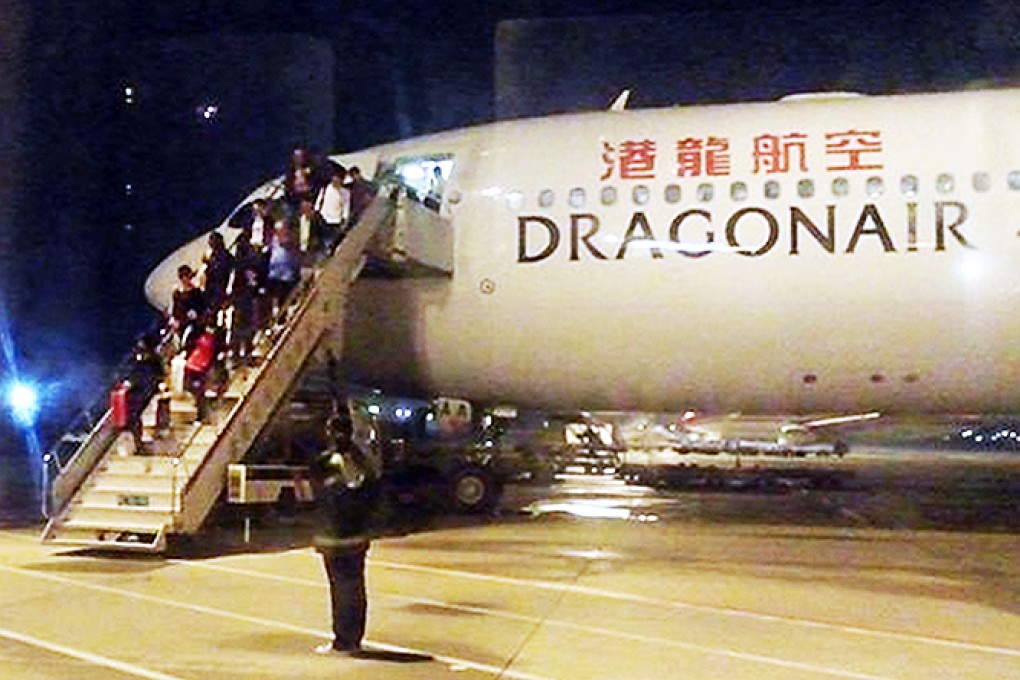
[{"left": 145, "top": 87, "right": 1020, "bottom": 420}]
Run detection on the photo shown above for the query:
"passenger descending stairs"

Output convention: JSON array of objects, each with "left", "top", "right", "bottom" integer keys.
[{"left": 41, "top": 197, "right": 395, "bottom": 552}]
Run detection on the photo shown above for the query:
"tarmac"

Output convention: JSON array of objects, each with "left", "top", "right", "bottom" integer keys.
[{"left": 1, "top": 448, "right": 1018, "bottom": 679}]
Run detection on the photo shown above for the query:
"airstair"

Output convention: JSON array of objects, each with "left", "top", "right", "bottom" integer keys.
[{"left": 41, "top": 195, "right": 401, "bottom": 553}]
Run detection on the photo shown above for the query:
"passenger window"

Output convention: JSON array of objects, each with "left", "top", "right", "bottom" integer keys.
[
  {"left": 600, "top": 186, "right": 617, "bottom": 205},
  {"left": 866, "top": 176, "right": 884, "bottom": 197},
  {"left": 936, "top": 173, "right": 954, "bottom": 194},
  {"left": 972, "top": 172, "right": 991, "bottom": 192},
  {"left": 538, "top": 189, "right": 555, "bottom": 208},
  {"left": 664, "top": 184, "right": 681, "bottom": 204},
  {"left": 568, "top": 188, "right": 586, "bottom": 208},
  {"left": 697, "top": 183, "right": 714, "bottom": 202},
  {"left": 900, "top": 175, "right": 919, "bottom": 196},
  {"left": 730, "top": 182, "right": 748, "bottom": 201},
  {"left": 832, "top": 177, "right": 849, "bottom": 197},
  {"left": 1009, "top": 171, "right": 1020, "bottom": 190},
  {"left": 763, "top": 180, "right": 780, "bottom": 199},
  {"left": 506, "top": 190, "right": 524, "bottom": 211},
  {"left": 632, "top": 185, "right": 650, "bottom": 205},
  {"left": 797, "top": 179, "right": 814, "bottom": 198}
]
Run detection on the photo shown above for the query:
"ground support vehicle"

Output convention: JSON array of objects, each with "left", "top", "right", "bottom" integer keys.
[{"left": 618, "top": 448, "right": 851, "bottom": 492}]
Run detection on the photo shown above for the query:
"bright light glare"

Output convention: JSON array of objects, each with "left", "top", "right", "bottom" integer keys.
[
  {"left": 531, "top": 501, "right": 631, "bottom": 520},
  {"left": 399, "top": 165, "right": 425, "bottom": 181},
  {"left": 5, "top": 381, "right": 39, "bottom": 427},
  {"left": 195, "top": 103, "right": 219, "bottom": 121}
]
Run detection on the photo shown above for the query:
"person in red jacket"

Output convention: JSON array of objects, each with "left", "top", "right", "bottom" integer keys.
[{"left": 184, "top": 320, "right": 219, "bottom": 423}]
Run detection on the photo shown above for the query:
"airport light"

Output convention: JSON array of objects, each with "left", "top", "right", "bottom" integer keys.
[{"left": 5, "top": 380, "right": 39, "bottom": 428}]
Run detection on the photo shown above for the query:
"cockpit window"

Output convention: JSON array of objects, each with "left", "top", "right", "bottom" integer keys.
[{"left": 376, "top": 154, "right": 455, "bottom": 212}]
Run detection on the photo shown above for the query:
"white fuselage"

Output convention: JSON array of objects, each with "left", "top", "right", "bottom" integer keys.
[{"left": 148, "top": 89, "right": 1020, "bottom": 414}]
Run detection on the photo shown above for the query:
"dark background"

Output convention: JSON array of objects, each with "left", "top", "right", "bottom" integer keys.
[{"left": 1, "top": 0, "right": 1017, "bottom": 517}]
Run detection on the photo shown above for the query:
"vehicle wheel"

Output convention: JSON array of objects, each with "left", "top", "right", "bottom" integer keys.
[{"left": 448, "top": 467, "right": 501, "bottom": 514}]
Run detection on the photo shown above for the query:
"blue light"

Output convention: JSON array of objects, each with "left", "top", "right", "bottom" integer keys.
[{"left": 5, "top": 380, "right": 39, "bottom": 427}]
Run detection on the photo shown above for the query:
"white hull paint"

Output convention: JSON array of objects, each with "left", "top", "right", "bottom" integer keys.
[{"left": 152, "top": 89, "right": 1020, "bottom": 414}]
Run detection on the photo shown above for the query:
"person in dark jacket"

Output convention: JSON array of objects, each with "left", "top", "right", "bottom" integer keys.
[
  {"left": 345, "top": 166, "right": 376, "bottom": 225},
  {"left": 170, "top": 265, "right": 207, "bottom": 344},
  {"left": 202, "top": 231, "right": 234, "bottom": 312},
  {"left": 227, "top": 230, "right": 263, "bottom": 364},
  {"left": 310, "top": 408, "right": 381, "bottom": 656}
]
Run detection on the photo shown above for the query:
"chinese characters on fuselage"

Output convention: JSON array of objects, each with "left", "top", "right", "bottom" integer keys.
[{"left": 600, "top": 130, "right": 883, "bottom": 180}]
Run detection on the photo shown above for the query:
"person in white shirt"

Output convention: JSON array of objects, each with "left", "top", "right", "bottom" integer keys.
[
  {"left": 248, "top": 199, "right": 270, "bottom": 252},
  {"left": 316, "top": 165, "right": 350, "bottom": 247}
]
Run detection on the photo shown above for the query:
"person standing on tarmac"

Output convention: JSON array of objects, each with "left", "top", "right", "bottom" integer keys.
[{"left": 310, "top": 408, "right": 382, "bottom": 656}]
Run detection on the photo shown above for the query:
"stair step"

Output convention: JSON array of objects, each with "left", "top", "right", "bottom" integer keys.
[
  {"left": 101, "top": 456, "right": 180, "bottom": 475},
  {"left": 89, "top": 484, "right": 175, "bottom": 500},
  {"left": 80, "top": 488, "right": 175, "bottom": 509},
  {"left": 75, "top": 497, "right": 175, "bottom": 513},
  {"left": 48, "top": 525, "right": 165, "bottom": 552},
  {"left": 65, "top": 505, "right": 172, "bottom": 527}
]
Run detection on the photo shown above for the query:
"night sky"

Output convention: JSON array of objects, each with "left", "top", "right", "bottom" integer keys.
[{"left": 0, "top": 0, "right": 1016, "bottom": 513}]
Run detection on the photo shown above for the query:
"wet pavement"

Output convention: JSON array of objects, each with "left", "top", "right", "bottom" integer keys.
[{"left": 0, "top": 447, "right": 1018, "bottom": 679}]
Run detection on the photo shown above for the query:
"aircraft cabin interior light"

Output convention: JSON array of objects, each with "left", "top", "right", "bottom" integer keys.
[{"left": 399, "top": 164, "right": 425, "bottom": 182}]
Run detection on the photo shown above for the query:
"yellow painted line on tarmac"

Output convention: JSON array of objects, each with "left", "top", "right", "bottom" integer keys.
[
  {"left": 0, "top": 562, "right": 555, "bottom": 680},
  {"left": 0, "top": 626, "right": 184, "bottom": 680}
]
